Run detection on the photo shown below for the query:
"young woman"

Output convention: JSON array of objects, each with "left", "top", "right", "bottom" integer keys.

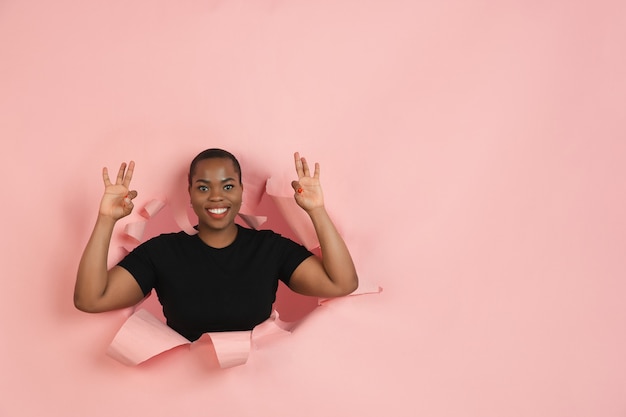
[{"left": 74, "top": 149, "right": 358, "bottom": 341}]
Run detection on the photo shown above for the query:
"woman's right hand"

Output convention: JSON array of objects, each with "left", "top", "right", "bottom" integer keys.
[{"left": 99, "top": 161, "right": 137, "bottom": 220}]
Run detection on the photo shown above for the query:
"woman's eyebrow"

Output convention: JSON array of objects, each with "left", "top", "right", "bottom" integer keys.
[{"left": 194, "top": 178, "right": 236, "bottom": 183}]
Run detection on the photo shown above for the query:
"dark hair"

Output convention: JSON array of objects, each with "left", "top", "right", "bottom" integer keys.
[{"left": 188, "top": 148, "right": 242, "bottom": 186}]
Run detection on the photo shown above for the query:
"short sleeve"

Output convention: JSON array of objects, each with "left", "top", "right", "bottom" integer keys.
[
  {"left": 274, "top": 235, "right": 314, "bottom": 285},
  {"left": 117, "top": 240, "right": 158, "bottom": 296}
]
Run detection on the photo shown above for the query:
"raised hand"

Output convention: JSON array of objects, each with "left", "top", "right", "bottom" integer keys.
[
  {"left": 291, "top": 152, "right": 324, "bottom": 212},
  {"left": 100, "top": 161, "right": 138, "bottom": 220}
]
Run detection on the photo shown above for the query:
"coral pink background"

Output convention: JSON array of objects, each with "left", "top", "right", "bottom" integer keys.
[{"left": 1, "top": 1, "right": 625, "bottom": 416}]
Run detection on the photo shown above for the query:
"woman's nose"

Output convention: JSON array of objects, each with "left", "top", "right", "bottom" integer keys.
[{"left": 208, "top": 188, "right": 223, "bottom": 200}]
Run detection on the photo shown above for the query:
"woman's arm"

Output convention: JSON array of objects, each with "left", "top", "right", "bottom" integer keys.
[
  {"left": 74, "top": 162, "right": 144, "bottom": 312},
  {"left": 287, "top": 153, "right": 358, "bottom": 297}
]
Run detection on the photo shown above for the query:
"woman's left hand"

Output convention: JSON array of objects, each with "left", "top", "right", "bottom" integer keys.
[
  {"left": 292, "top": 152, "right": 324, "bottom": 212},
  {"left": 288, "top": 152, "right": 359, "bottom": 298}
]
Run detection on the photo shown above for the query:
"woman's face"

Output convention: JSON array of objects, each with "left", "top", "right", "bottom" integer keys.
[{"left": 189, "top": 157, "right": 243, "bottom": 233}]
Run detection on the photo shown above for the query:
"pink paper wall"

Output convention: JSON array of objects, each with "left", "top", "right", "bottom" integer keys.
[{"left": 1, "top": 1, "right": 625, "bottom": 416}]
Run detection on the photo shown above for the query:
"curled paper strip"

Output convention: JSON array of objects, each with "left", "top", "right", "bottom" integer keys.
[
  {"left": 140, "top": 199, "right": 166, "bottom": 218},
  {"left": 122, "top": 198, "right": 167, "bottom": 252},
  {"left": 208, "top": 331, "right": 252, "bottom": 368},
  {"left": 123, "top": 221, "right": 146, "bottom": 243},
  {"left": 107, "top": 309, "right": 189, "bottom": 366},
  {"left": 107, "top": 309, "right": 290, "bottom": 368},
  {"left": 237, "top": 213, "right": 268, "bottom": 230}
]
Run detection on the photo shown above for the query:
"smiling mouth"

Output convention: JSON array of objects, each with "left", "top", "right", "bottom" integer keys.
[{"left": 207, "top": 208, "right": 228, "bottom": 215}]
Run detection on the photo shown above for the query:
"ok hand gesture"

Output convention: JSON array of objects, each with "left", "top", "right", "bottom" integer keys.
[
  {"left": 100, "top": 161, "right": 138, "bottom": 220},
  {"left": 291, "top": 152, "right": 324, "bottom": 213}
]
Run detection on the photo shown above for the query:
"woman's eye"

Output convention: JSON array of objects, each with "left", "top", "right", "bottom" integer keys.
[
  {"left": 224, "top": 184, "right": 234, "bottom": 191},
  {"left": 198, "top": 186, "right": 208, "bottom": 192}
]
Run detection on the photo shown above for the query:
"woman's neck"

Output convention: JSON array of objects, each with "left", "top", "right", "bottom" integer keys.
[{"left": 197, "top": 224, "right": 238, "bottom": 248}]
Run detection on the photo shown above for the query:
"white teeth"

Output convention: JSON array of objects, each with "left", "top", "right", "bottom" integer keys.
[{"left": 208, "top": 208, "right": 227, "bottom": 214}]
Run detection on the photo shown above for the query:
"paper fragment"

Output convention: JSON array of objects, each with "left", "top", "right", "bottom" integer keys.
[
  {"left": 207, "top": 331, "right": 252, "bottom": 368},
  {"left": 107, "top": 309, "right": 190, "bottom": 366},
  {"left": 123, "top": 221, "right": 146, "bottom": 243},
  {"left": 108, "top": 309, "right": 291, "bottom": 368},
  {"left": 140, "top": 199, "right": 166, "bottom": 218},
  {"left": 237, "top": 213, "right": 268, "bottom": 230}
]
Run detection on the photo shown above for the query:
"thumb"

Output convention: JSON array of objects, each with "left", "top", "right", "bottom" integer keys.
[{"left": 291, "top": 181, "right": 303, "bottom": 195}]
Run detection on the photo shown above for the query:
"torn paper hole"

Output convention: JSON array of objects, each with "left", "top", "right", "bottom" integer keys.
[{"left": 110, "top": 186, "right": 380, "bottom": 368}]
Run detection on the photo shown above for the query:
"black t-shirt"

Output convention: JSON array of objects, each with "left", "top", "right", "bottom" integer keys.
[{"left": 118, "top": 225, "right": 313, "bottom": 341}]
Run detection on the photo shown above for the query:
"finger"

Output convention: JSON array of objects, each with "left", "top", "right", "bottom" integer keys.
[
  {"left": 294, "top": 152, "right": 304, "bottom": 178},
  {"left": 313, "top": 162, "right": 320, "bottom": 179},
  {"left": 122, "top": 160, "right": 135, "bottom": 188},
  {"left": 115, "top": 162, "right": 127, "bottom": 185},
  {"left": 127, "top": 190, "right": 138, "bottom": 200},
  {"left": 301, "top": 157, "right": 311, "bottom": 177},
  {"left": 102, "top": 167, "right": 112, "bottom": 186}
]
